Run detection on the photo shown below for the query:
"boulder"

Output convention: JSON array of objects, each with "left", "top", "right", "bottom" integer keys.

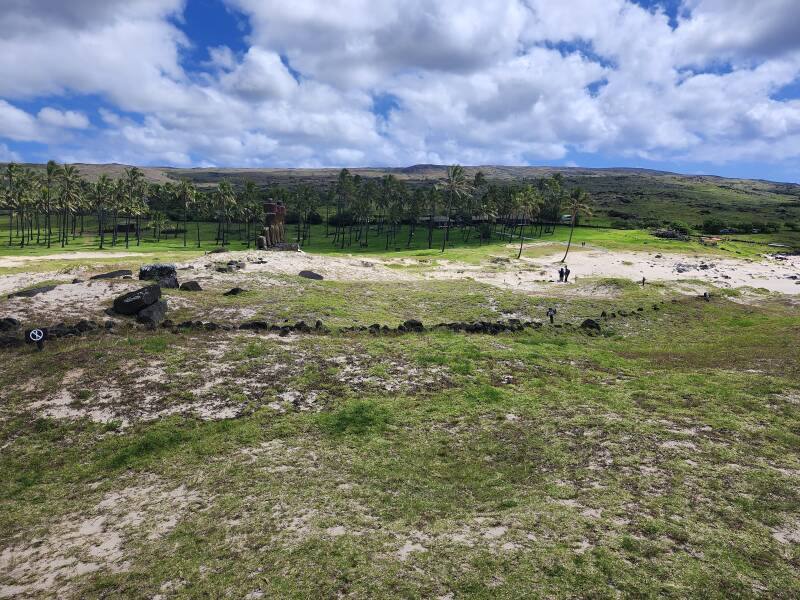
[
  {"left": 136, "top": 300, "right": 168, "bottom": 327},
  {"left": 179, "top": 281, "right": 203, "bottom": 292},
  {"left": 113, "top": 285, "right": 161, "bottom": 316},
  {"left": 399, "top": 319, "right": 424, "bottom": 332},
  {"left": 8, "top": 284, "right": 58, "bottom": 299},
  {"left": 90, "top": 269, "right": 133, "bottom": 280},
  {"left": 580, "top": 319, "right": 602, "bottom": 332},
  {"left": 139, "top": 264, "right": 179, "bottom": 289},
  {"left": 0, "top": 317, "right": 20, "bottom": 332},
  {"left": 216, "top": 260, "right": 245, "bottom": 273},
  {"left": 223, "top": 287, "right": 247, "bottom": 296},
  {"left": 299, "top": 270, "right": 324, "bottom": 280},
  {"left": 209, "top": 247, "right": 228, "bottom": 254}
]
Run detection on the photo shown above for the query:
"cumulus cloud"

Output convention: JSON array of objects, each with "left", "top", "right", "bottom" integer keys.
[
  {"left": 0, "top": 0, "right": 798, "bottom": 175},
  {"left": 37, "top": 108, "right": 90, "bottom": 129}
]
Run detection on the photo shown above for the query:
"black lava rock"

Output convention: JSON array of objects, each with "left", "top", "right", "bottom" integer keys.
[
  {"left": 90, "top": 269, "right": 133, "bottom": 280},
  {"left": 179, "top": 281, "right": 203, "bottom": 292},
  {"left": 113, "top": 285, "right": 162, "bottom": 315},
  {"left": 0, "top": 317, "right": 20, "bottom": 332},
  {"left": 136, "top": 300, "right": 168, "bottom": 327},
  {"left": 399, "top": 319, "right": 424, "bottom": 332},
  {"left": 223, "top": 287, "right": 247, "bottom": 296},
  {"left": 8, "top": 285, "right": 58, "bottom": 299},
  {"left": 139, "top": 264, "right": 179, "bottom": 289},
  {"left": 580, "top": 319, "right": 602, "bottom": 332},
  {"left": 299, "top": 270, "right": 324, "bottom": 280}
]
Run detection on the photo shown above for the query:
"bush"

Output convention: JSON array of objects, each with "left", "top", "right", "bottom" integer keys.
[
  {"left": 668, "top": 221, "right": 692, "bottom": 235},
  {"left": 701, "top": 218, "right": 726, "bottom": 234}
]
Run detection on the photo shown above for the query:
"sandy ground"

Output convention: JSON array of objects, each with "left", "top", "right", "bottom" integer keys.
[
  {"left": 0, "top": 252, "right": 144, "bottom": 269},
  {"left": 1, "top": 247, "right": 798, "bottom": 326},
  {"left": 426, "top": 247, "right": 800, "bottom": 295}
]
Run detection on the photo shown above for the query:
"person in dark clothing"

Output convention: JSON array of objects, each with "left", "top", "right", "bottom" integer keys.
[
  {"left": 558, "top": 267, "right": 564, "bottom": 282},
  {"left": 641, "top": 276, "right": 646, "bottom": 286},
  {"left": 564, "top": 267, "right": 571, "bottom": 282},
  {"left": 703, "top": 291, "right": 710, "bottom": 302},
  {"left": 547, "top": 307, "right": 557, "bottom": 324}
]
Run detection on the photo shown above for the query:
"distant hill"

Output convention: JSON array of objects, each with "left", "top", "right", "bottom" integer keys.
[{"left": 5, "top": 162, "right": 800, "bottom": 230}]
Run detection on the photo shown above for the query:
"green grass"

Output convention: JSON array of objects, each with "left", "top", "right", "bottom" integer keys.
[{"left": 1, "top": 243, "right": 798, "bottom": 597}]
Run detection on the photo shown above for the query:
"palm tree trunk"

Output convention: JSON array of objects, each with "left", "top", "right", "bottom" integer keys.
[{"left": 560, "top": 218, "right": 575, "bottom": 263}]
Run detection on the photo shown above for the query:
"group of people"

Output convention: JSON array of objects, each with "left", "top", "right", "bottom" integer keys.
[{"left": 558, "top": 266, "right": 571, "bottom": 282}]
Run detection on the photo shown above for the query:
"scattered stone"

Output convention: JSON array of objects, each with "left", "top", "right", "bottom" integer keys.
[
  {"left": 90, "top": 269, "right": 133, "bottom": 280},
  {"left": 136, "top": 300, "right": 168, "bottom": 327},
  {"left": 71, "top": 278, "right": 82, "bottom": 284},
  {"left": 112, "top": 285, "right": 162, "bottom": 316},
  {"left": 0, "top": 317, "right": 20, "bottom": 332},
  {"left": 216, "top": 260, "right": 246, "bottom": 273},
  {"left": 399, "top": 319, "right": 424, "bottom": 332},
  {"left": 139, "top": 264, "right": 179, "bottom": 289},
  {"left": 299, "top": 270, "right": 324, "bottom": 280},
  {"left": 223, "top": 287, "right": 247, "bottom": 296},
  {"left": 8, "top": 284, "right": 58, "bottom": 299},
  {"left": 209, "top": 247, "right": 228, "bottom": 254},
  {"left": 580, "top": 319, "right": 602, "bottom": 332},
  {"left": 179, "top": 281, "right": 203, "bottom": 292}
]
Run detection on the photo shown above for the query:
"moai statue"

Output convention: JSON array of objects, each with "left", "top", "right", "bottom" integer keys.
[
  {"left": 259, "top": 200, "right": 286, "bottom": 249},
  {"left": 275, "top": 203, "right": 286, "bottom": 244}
]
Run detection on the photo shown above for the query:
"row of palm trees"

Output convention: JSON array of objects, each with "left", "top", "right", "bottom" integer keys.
[
  {"left": 1, "top": 162, "right": 591, "bottom": 259},
  {"left": 328, "top": 165, "right": 591, "bottom": 259},
  {"left": 1, "top": 162, "right": 265, "bottom": 249}
]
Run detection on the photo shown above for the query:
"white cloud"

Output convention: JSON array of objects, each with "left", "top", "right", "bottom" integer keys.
[
  {"left": 37, "top": 107, "right": 90, "bottom": 129},
  {"left": 0, "top": 0, "right": 798, "bottom": 175},
  {"left": 0, "top": 143, "right": 21, "bottom": 162}
]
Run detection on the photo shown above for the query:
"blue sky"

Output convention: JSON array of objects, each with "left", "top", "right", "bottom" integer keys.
[{"left": 0, "top": 0, "right": 799, "bottom": 182}]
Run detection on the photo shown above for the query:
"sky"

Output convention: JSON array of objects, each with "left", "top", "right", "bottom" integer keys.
[{"left": 0, "top": 0, "right": 799, "bottom": 182}]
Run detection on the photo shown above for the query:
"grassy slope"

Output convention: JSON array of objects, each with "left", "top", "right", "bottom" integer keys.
[
  {"left": 1, "top": 267, "right": 799, "bottom": 597},
  {"left": 4, "top": 162, "right": 800, "bottom": 231}
]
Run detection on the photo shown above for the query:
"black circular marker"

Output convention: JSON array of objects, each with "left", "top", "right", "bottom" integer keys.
[{"left": 28, "top": 328, "right": 45, "bottom": 350}]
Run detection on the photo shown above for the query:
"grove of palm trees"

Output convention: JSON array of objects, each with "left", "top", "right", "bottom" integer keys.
[{"left": 1, "top": 162, "right": 587, "bottom": 256}]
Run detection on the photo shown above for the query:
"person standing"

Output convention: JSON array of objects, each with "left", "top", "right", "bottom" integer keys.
[
  {"left": 558, "top": 267, "right": 564, "bottom": 282},
  {"left": 641, "top": 276, "right": 646, "bottom": 286},
  {"left": 547, "top": 307, "right": 557, "bottom": 324},
  {"left": 564, "top": 267, "right": 571, "bottom": 282}
]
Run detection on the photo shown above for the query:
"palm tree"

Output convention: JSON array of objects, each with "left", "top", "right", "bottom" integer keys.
[
  {"left": 122, "top": 167, "right": 145, "bottom": 248},
  {"left": 93, "top": 175, "right": 113, "bottom": 249},
  {"left": 176, "top": 179, "right": 196, "bottom": 247},
  {"left": 5, "top": 163, "right": 20, "bottom": 246},
  {"left": 43, "top": 160, "right": 59, "bottom": 248},
  {"left": 514, "top": 185, "right": 543, "bottom": 259},
  {"left": 561, "top": 187, "right": 592, "bottom": 263},
  {"left": 58, "top": 164, "right": 82, "bottom": 248},
  {"left": 437, "top": 165, "right": 473, "bottom": 253},
  {"left": 215, "top": 181, "right": 235, "bottom": 246}
]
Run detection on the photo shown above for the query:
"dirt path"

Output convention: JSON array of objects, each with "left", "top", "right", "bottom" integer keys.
[{"left": 0, "top": 252, "right": 145, "bottom": 269}]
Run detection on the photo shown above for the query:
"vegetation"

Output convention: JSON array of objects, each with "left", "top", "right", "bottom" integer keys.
[{"left": 1, "top": 269, "right": 799, "bottom": 597}]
